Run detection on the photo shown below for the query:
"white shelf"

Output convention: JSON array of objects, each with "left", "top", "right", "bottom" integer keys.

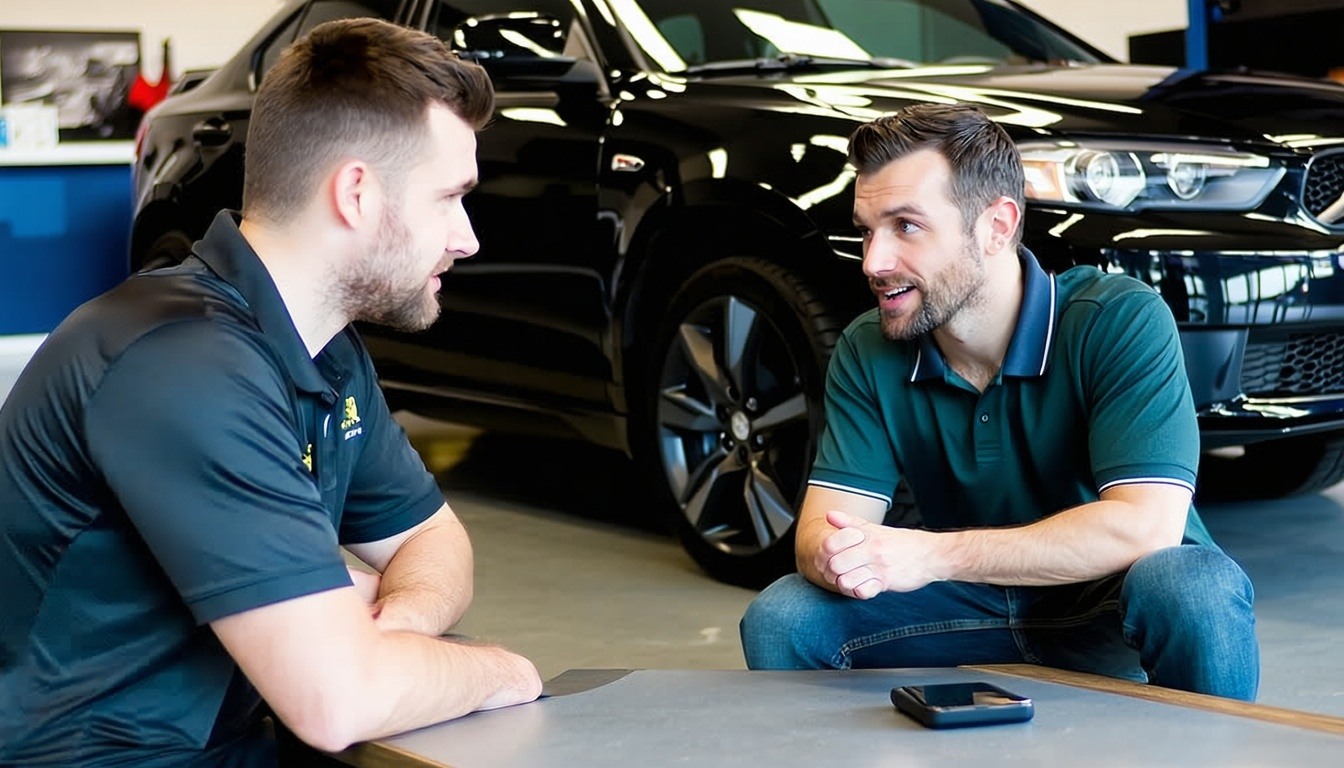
[{"left": 0, "top": 141, "right": 136, "bottom": 167}]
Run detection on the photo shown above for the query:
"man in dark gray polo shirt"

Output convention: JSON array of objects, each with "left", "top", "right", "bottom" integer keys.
[
  {"left": 0, "top": 19, "right": 540, "bottom": 767},
  {"left": 740, "top": 103, "right": 1259, "bottom": 700}
]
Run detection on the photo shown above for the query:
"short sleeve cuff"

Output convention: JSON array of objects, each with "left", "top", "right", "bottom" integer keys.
[
  {"left": 808, "top": 468, "right": 894, "bottom": 508},
  {"left": 339, "top": 481, "right": 443, "bottom": 544},
  {"left": 188, "top": 561, "right": 353, "bottom": 624},
  {"left": 1095, "top": 463, "right": 1196, "bottom": 495}
]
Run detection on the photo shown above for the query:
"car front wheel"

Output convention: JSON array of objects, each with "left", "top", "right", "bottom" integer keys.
[{"left": 641, "top": 257, "right": 841, "bottom": 588}]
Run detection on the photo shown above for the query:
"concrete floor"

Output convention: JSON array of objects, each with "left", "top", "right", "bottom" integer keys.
[{"left": 3, "top": 341, "right": 1344, "bottom": 717}]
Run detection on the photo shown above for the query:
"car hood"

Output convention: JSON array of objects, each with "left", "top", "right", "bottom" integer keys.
[{"left": 705, "top": 63, "right": 1344, "bottom": 153}]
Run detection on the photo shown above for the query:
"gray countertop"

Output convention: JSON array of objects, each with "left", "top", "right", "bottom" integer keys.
[{"left": 334, "top": 667, "right": 1344, "bottom": 767}]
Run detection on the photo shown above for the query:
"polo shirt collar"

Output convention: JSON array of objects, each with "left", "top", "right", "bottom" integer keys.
[
  {"left": 193, "top": 210, "right": 333, "bottom": 394},
  {"left": 910, "top": 246, "right": 1057, "bottom": 383}
]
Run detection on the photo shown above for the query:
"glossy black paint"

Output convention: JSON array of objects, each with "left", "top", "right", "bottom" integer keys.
[{"left": 131, "top": 0, "right": 1344, "bottom": 452}]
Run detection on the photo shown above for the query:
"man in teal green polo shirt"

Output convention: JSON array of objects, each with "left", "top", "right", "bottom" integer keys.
[{"left": 739, "top": 103, "right": 1259, "bottom": 701}]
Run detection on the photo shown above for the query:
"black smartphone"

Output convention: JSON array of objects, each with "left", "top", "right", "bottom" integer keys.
[{"left": 890, "top": 682, "right": 1034, "bottom": 729}]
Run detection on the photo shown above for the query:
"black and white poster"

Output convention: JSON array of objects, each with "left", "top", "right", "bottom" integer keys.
[{"left": 0, "top": 29, "right": 141, "bottom": 140}]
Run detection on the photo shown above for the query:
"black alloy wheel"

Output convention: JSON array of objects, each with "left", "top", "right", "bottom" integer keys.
[{"left": 646, "top": 257, "right": 841, "bottom": 588}]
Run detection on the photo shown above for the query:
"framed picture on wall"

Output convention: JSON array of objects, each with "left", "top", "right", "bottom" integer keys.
[{"left": 0, "top": 29, "right": 141, "bottom": 141}]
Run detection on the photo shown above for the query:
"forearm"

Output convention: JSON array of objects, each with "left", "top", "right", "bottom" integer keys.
[
  {"left": 375, "top": 517, "right": 474, "bottom": 635},
  {"left": 215, "top": 587, "right": 541, "bottom": 755},
  {"left": 933, "top": 497, "right": 1185, "bottom": 586},
  {"left": 342, "top": 632, "right": 540, "bottom": 746}
]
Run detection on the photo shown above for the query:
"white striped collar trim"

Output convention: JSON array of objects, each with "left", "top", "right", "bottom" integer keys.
[{"left": 1039, "top": 275, "right": 1057, "bottom": 377}]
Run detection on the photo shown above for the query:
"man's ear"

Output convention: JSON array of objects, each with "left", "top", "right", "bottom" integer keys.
[
  {"left": 983, "top": 195, "right": 1022, "bottom": 256},
  {"left": 330, "top": 160, "right": 377, "bottom": 230}
]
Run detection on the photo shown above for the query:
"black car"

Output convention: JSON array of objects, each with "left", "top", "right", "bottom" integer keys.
[{"left": 132, "top": 0, "right": 1344, "bottom": 587}]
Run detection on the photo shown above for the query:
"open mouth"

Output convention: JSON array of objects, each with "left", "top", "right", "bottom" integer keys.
[{"left": 882, "top": 285, "right": 915, "bottom": 300}]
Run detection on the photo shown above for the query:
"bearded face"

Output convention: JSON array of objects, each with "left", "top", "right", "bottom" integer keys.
[
  {"left": 872, "top": 236, "right": 987, "bottom": 342},
  {"left": 336, "top": 202, "right": 449, "bottom": 332}
]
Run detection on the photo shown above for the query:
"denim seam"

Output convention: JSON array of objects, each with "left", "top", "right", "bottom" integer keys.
[
  {"left": 1006, "top": 587, "right": 1039, "bottom": 664},
  {"left": 836, "top": 619, "right": 1010, "bottom": 668}
]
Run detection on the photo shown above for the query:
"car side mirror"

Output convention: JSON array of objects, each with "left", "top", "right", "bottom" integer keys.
[{"left": 452, "top": 14, "right": 600, "bottom": 91}]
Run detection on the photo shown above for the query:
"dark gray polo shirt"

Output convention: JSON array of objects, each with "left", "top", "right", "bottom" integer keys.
[
  {"left": 811, "top": 247, "right": 1215, "bottom": 547},
  {"left": 0, "top": 211, "right": 443, "bottom": 766}
]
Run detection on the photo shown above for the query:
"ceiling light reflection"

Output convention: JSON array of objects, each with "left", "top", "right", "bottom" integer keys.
[
  {"left": 605, "top": 0, "right": 685, "bottom": 72},
  {"left": 731, "top": 9, "right": 869, "bottom": 60},
  {"left": 499, "top": 107, "right": 567, "bottom": 127}
]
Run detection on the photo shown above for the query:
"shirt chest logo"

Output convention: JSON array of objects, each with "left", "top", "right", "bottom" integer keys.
[{"left": 341, "top": 396, "right": 364, "bottom": 441}]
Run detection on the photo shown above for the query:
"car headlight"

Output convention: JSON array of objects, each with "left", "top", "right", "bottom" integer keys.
[{"left": 1020, "top": 141, "right": 1284, "bottom": 211}]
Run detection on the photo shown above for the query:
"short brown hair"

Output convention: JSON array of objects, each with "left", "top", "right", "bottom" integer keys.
[
  {"left": 849, "top": 103, "right": 1024, "bottom": 242},
  {"left": 242, "top": 17, "right": 494, "bottom": 223}
]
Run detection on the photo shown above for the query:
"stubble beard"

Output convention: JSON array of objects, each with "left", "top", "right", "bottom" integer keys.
[
  {"left": 338, "top": 207, "right": 446, "bottom": 333},
  {"left": 878, "top": 240, "right": 987, "bottom": 342}
]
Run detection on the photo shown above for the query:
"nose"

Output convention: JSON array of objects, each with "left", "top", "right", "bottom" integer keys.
[
  {"left": 447, "top": 204, "right": 480, "bottom": 260},
  {"left": 861, "top": 232, "right": 898, "bottom": 279}
]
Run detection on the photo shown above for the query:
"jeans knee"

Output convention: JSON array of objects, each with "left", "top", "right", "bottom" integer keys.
[
  {"left": 1119, "top": 546, "right": 1260, "bottom": 700},
  {"left": 741, "top": 574, "right": 810, "bottom": 636},
  {"left": 740, "top": 574, "right": 834, "bottom": 669},
  {"left": 1122, "top": 545, "right": 1254, "bottom": 621}
]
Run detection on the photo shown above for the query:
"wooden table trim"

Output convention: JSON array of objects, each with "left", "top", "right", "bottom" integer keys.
[
  {"left": 333, "top": 740, "right": 457, "bottom": 768},
  {"left": 969, "top": 663, "right": 1344, "bottom": 736}
]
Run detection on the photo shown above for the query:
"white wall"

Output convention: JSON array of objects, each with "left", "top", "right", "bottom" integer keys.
[
  {"left": 0, "top": 1, "right": 1195, "bottom": 80},
  {"left": 1016, "top": 0, "right": 1189, "bottom": 62}
]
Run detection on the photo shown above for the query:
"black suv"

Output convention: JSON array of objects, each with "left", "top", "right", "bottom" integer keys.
[{"left": 132, "top": 0, "right": 1344, "bottom": 587}]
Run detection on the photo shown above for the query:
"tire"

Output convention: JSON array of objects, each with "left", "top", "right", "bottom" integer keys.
[
  {"left": 1197, "top": 431, "right": 1344, "bottom": 501},
  {"left": 139, "top": 229, "right": 195, "bottom": 272},
  {"left": 637, "top": 257, "right": 843, "bottom": 588}
]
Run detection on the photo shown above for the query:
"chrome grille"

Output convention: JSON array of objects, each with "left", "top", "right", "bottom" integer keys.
[
  {"left": 1241, "top": 331, "right": 1344, "bottom": 396},
  {"left": 1304, "top": 153, "right": 1344, "bottom": 223}
]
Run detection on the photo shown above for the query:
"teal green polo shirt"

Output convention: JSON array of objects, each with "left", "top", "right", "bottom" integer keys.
[{"left": 811, "top": 248, "right": 1215, "bottom": 548}]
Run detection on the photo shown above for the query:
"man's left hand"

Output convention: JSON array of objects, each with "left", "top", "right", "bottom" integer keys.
[{"left": 818, "top": 510, "right": 944, "bottom": 599}]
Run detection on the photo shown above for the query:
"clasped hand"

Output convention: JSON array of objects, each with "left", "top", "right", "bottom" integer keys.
[{"left": 815, "top": 510, "right": 942, "bottom": 599}]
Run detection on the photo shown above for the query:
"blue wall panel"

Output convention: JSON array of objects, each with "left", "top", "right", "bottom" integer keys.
[{"left": 0, "top": 163, "right": 131, "bottom": 334}]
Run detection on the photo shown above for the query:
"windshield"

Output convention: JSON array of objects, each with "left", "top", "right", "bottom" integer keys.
[{"left": 605, "top": 0, "right": 1106, "bottom": 74}]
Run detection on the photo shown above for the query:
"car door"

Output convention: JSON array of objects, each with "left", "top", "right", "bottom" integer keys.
[{"left": 371, "top": 0, "right": 614, "bottom": 411}]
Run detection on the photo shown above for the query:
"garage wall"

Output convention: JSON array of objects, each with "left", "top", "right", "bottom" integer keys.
[
  {"left": 1017, "top": 0, "right": 1187, "bottom": 61},
  {"left": 0, "top": 1, "right": 1192, "bottom": 79}
]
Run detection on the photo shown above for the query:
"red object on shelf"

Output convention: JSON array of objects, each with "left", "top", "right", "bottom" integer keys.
[{"left": 128, "top": 38, "right": 173, "bottom": 112}]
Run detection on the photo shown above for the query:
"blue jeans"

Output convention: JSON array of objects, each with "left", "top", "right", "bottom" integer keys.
[{"left": 740, "top": 545, "right": 1259, "bottom": 701}]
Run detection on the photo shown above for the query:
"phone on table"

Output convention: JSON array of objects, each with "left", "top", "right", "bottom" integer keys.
[{"left": 890, "top": 682, "right": 1034, "bottom": 729}]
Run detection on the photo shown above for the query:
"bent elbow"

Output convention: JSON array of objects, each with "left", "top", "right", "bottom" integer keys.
[
  {"left": 289, "top": 722, "right": 356, "bottom": 756},
  {"left": 278, "top": 685, "right": 375, "bottom": 755},
  {"left": 1131, "top": 512, "right": 1187, "bottom": 560}
]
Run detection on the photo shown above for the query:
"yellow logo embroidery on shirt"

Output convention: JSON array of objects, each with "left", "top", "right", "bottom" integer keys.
[
  {"left": 302, "top": 443, "right": 314, "bottom": 472},
  {"left": 341, "top": 396, "right": 361, "bottom": 430}
]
